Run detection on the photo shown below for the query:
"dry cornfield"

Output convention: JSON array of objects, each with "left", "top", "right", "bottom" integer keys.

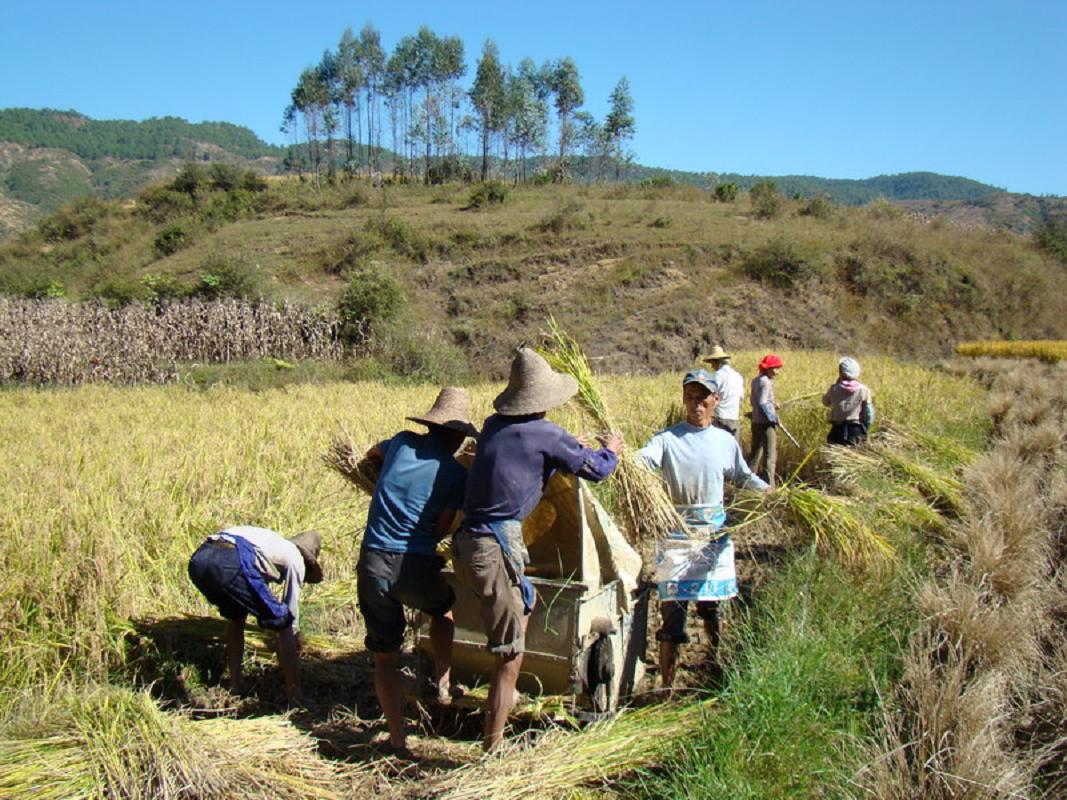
[{"left": 0, "top": 297, "right": 342, "bottom": 385}]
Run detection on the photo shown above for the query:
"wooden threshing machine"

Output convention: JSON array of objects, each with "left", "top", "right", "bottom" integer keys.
[{"left": 416, "top": 472, "right": 648, "bottom": 713}]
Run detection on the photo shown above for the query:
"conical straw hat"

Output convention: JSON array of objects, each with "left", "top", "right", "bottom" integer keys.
[
  {"left": 288, "top": 530, "right": 324, "bottom": 584},
  {"left": 407, "top": 387, "right": 479, "bottom": 438},
  {"left": 493, "top": 348, "right": 578, "bottom": 415},
  {"left": 702, "top": 345, "right": 731, "bottom": 362}
]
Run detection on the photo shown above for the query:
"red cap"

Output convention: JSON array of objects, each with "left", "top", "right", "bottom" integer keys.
[{"left": 759, "top": 354, "right": 783, "bottom": 370}]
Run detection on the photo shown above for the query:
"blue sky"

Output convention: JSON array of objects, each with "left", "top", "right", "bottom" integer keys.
[{"left": 2, "top": 0, "right": 1064, "bottom": 195}]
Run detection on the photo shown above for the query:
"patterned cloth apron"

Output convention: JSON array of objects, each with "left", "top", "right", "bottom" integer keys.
[{"left": 655, "top": 504, "right": 738, "bottom": 602}]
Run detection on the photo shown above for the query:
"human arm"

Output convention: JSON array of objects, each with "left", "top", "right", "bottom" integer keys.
[
  {"left": 549, "top": 429, "right": 622, "bottom": 483},
  {"left": 860, "top": 390, "right": 874, "bottom": 429},
  {"left": 727, "top": 439, "right": 771, "bottom": 492}
]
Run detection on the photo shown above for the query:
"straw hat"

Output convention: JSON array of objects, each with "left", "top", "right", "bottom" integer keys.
[
  {"left": 406, "top": 387, "right": 479, "bottom": 438},
  {"left": 702, "top": 345, "right": 731, "bottom": 363},
  {"left": 493, "top": 347, "right": 578, "bottom": 415},
  {"left": 289, "top": 530, "right": 324, "bottom": 584}
]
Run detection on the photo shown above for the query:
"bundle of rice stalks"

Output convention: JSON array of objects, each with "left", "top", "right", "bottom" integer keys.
[
  {"left": 538, "top": 318, "right": 689, "bottom": 546},
  {"left": 772, "top": 486, "right": 894, "bottom": 566},
  {"left": 424, "top": 699, "right": 714, "bottom": 800},
  {"left": 877, "top": 424, "right": 977, "bottom": 468},
  {"left": 322, "top": 431, "right": 378, "bottom": 496},
  {"left": 0, "top": 687, "right": 345, "bottom": 799}
]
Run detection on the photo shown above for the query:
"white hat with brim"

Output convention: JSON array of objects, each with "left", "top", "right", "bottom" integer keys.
[
  {"left": 493, "top": 348, "right": 578, "bottom": 416},
  {"left": 702, "top": 345, "right": 731, "bottom": 362},
  {"left": 406, "top": 386, "right": 479, "bottom": 438}
]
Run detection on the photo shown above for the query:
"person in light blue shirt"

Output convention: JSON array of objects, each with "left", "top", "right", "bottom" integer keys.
[
  {"left": 639, "top": 369, "right": 770, "bottom": 688},
  {"left": 356, "top": 387, "right": 478, "bottom": 753}
]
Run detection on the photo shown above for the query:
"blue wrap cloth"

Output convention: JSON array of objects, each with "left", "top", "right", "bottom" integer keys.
[
  {"left": 485, "top": 519, "right": 536, "bottom": 614},
  {"left": 230, "top": 535, "right": 294, "bottom": 629},
  {"left": 656, "top": 504, "right": 737, "bottom": 602}
]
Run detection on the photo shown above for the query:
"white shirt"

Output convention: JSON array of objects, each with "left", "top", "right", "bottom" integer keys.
[{"left": 712, "top": 363, "right": 744, "bottom": 422}]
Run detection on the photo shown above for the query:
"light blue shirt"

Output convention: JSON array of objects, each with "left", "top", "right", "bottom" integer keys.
[{"left": 639, "top": 422, "right": 768, "bottom": 530}]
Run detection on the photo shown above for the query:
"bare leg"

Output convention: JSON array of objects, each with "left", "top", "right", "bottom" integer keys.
[
  {"left": 429, "top": 611, "right": 454, "bottom": 702},
  {"left": 658, "top": 640, "right": 679, "bottom": 689},
  {"left": 373, "top": 650, "right": 406, "bottom": 749},
  {"left": 275, "top": 626, "right": 305, "bottom": 706},
  {"left": 224, "top": 617, "right": 246, "bottom": 693},
  {"left": 484, "top": 652, "right": 523, "bottom": 751}
]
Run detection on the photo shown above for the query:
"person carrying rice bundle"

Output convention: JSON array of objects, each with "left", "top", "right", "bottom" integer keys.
[
  {"left": 455, "top": 348, "right": 623, "bottom": 751},
  {"left": 702, "top": 344, "right": 744, "bottom": 444},
  {"left": 356, "top": 387, "right": 478, "bottom": 754},
  {"left": 822, "top": 356, "right": 875, "bottom": 446},
  {"left": 749, "top": 353, "right": 783, "bottom": 489},
  {"left": 639, "top": 369, "right": 771, "bottom": 688},
  {"left": 187, "top": 526, "right": 323, "bottom": 709}
]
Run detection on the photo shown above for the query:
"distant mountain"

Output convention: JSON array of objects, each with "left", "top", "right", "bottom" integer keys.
[{"left": 0, "top": 109, "right": 282, "bottom": 236}]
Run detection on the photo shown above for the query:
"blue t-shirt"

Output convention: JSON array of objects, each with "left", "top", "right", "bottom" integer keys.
[
  {"left": 462, "top": 414, "right": 617, "bottom": 532},
  {"left": 363, "top": 430, "right": 468, "bottom": 556}
]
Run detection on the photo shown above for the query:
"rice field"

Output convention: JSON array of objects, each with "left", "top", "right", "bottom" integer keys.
[
  {"left": 957, "top": 339, "right": 1067, "bottom": 362},
  {"left": 0, "top": 351, "right": 990, "bottom": 797}
]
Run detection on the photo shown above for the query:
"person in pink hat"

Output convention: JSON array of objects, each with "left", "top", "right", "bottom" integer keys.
[{"left": 749, "top": 354, "right": 783, "bottom": 489}]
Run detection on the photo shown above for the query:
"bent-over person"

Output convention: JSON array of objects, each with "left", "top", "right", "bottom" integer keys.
[
  {"left": 188, "top": 525, "right": 323, "bottom": 708},
  {"left": 356, "top": 387, "right": 477, "bottom": 752},
  {"left": 822, "top": 356, "right": 874, "bottom": 446},
  {"left": 455, "top": 348, "right": 622, "bottom": 750},
  {"left": 640, "top": 370, "right": 770, "bottom": 688}
]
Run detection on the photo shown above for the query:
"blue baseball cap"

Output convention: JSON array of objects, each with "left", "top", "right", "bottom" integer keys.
[{"left": 682, "top": 369, "right": 720, "bottom": 394}]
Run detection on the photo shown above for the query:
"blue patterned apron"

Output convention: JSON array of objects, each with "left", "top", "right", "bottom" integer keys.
[{"left": 655, "top": 504, "right": 738, "bottom": 602}]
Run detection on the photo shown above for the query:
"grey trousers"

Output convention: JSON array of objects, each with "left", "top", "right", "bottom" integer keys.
[{"left": 749, "top": 423, "right": 778, "bottom": 489}]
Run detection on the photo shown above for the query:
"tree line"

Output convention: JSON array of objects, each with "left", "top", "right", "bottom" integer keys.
[{"left": 281, "top": 24, "right": 636, "bottom": 184}]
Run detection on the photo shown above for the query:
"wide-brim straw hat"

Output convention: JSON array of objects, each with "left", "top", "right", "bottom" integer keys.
[
  {"left": 406, "top": 387, "right": 479, "bottom": 438},
  {"left": 289, "top": 530, "right": 323, "bottom": 584},
  {"left": 702, "top": 345, "right": 731, "bottom": 362},
  {"left": 493, "top": 347, "right": 578, "bottom": 416}
]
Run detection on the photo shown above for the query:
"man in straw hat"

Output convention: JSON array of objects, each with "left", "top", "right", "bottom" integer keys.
[
  {"left": 639, "top": 369, "right": 770, "bottom": 688},
  {"left": 822, "top": 356, "right": 874, "bottom": 446},
  {"left": 356, "top": 387, "right": 478, "bottom": 753},
  {"left": 456, "top": 348, "right": 623, "bottom": 750},
  {"left": 702, "top": 345, "right": 744, "bottom": 444},
  {"left": 188, "top": 525, "right": 323, "bottom": 709},
  {"left": 749, "top": 353, "right": 783, "bottom": 490}
]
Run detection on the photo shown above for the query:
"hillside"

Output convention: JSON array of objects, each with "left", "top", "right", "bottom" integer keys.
[
  {"left": 2, "top": 174, "right": 1064, "bottom": 378},
  {"left": 0, "top": 109, "right": 282, "bottom": 235}
]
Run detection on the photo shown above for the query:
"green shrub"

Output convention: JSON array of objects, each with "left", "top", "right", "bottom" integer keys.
[
  {"left": 1035, "top": 218, "right": 1067, "bottom": 263},
  {"left": 193, "top": 254, "right": 264, "bottom": 301},
  {"left": 319, "top": 232, "right": 381, "bottom": 275},
  {"left": 364, "top": 217, "right": 434, "bottom": 262},
  {"left": 750, "top": 180, "right": 783, "bottom": 219},
  {"left": 90, "top": 277, "right": 144, "bottom": 307},
  {"left": 154, "top": 222, "right": 194, "bottom": 256},
  {"left": 336, "top": 270, "right": 405, "bottom": 346},
  {"left": 650, "top": 215, "right": 673, "bottom": 228},
  {"left": 535, "top": 200, "right": 588, "bottom": 234},
  {"left": 17, "top": 278, "right": 67, "bottom": 299},
  {"left": 466, "top": 181, "right": 509, "bottom": 209},
  {"left": 372, "top": 321, "right": 468, "bottom": 382},
  {"left": 142, "top": 272, "right": 189, "bottom": 303},
  {"left": 714, "top": 182, "right": 739, "bottom": 203},
  {"left": 866, "top": 197, "right": 903, "bottom": 220},
  {"left": 37, "top": 197, "right": 110, "bottom": 242},
  {"left": 800, "top": 195, "right": 835, "bottom": 219},
  {"left": 641, "top": 175, "right": 675, "bottom": 188},
  {"left": 742, "top": 238, "right": 823, "bottom": 288},
  {"left": 137, "top": 186, "right": 196, "bottom": 224},
  {"left": 170, "top": 162, "right": 207, "bottom": 199}
]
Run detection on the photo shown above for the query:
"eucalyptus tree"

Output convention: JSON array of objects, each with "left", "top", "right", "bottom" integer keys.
[
  {"left": 289, "top": 65, "right": 332, "bottom": 183},
  {"left": 507, "top": 58, "right": 548, "bottom": 182},
  {"left": 386, "top": 36, "right": 417, "bottom": 174},
  {"left": 603, "top": 76, "right": 636, "bottom": 181},
  {"left": 547, "top": 57, "right": 584, "bottom": 181},
  {"left": 336, "top": 28, "right": 363, "bottom": 169},
  {"left": 469, "top": 39, "right": 506, "bottom": 181},
  {"left": 433, "top": 35, "right": 466, "bottom": 156},
  {"left": 316, "top": 49, "right": 341, "bottom": 178},
  {"left": 357, "top": 23, "right": 385, "bottom": 170}
]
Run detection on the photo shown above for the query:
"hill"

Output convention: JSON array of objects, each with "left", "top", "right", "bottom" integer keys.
[
  {"left": 2, "top": 174, "right": 1064, "bottom": 378},
  {"left": 0, "top": 108, "right": 282, "bottom": 236}
]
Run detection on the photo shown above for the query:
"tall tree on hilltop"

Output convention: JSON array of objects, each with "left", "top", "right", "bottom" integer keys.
[
  {"left": 386, "top": 36, "right": 417, "bottom": 175},
  {"left": 547, "top": 57, "right": 583, "bottom": 182},
  {"left": 289, "top": 65, "right": 332, "bottom": 184},
  {"left": 357, "top": 23, "right": 385, "bottom": 171},
  {"left": 434, "top": 35, "right": 466, "bottom": 158},
  {"left": 316, "top": 49, "right": 341, "bottom": 179},
  {"left": 336, "top": 28, "right": 362, "bottom": 171},
  {"left": 604, "top": 76, "right": 636, "bottom": 181},
  {"left": 509, "top": 58, "right": 549, "bottom": 182},
  {"left": 470, "top": 40, "right": 506, "bottom": 181},
  {"left": 410, "top": 26, "right": 440, "bottom": 179}
]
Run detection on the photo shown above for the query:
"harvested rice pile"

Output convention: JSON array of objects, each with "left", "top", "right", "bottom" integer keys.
[{"left": 323, "top": 432, "right": 379, "bottom": 495}]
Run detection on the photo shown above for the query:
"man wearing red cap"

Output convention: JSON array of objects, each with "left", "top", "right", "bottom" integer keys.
[{"left": 749, "top": 354, "right": 783, "bottom": 490}]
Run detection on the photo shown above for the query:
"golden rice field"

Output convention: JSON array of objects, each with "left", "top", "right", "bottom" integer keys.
[
  {"left": 0, "top": 350, "right": 990, "bottom": 797},
  {"left": 957, "top": 339, "right": 1067, "bottom": 362}
]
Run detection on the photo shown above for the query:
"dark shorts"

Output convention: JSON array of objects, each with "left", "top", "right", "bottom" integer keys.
[
  {"left": 656, "top": 600, "right": 720, "bottom": 644},
  {"left": 356, "top": 547, "right": 455, "bottom": 652},
  {"left": 187, "top": 542, "right": 293, "bottom": 631}
]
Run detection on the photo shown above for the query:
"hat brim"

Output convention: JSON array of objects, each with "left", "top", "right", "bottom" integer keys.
[
  {"left": 702, "top": 355, "right": 730, "bottom": 363},
  {"left": 289, "top": 531, "right": 323, "bottom": 584},
  {"left": 406, "top": 416, "right": 479, "bottom": 438},
  {"left": 493, "top": 373, "right": 578, "bottom": 416}
]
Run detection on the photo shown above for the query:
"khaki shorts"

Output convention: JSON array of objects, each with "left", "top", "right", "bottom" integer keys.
[{"left": 453, "top": 530, "right": 526, "bottom": 657}]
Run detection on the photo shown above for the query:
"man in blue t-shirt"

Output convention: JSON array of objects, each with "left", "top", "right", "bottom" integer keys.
[{"left": 356, "top": 387, "right": 478, "bottom": 752}]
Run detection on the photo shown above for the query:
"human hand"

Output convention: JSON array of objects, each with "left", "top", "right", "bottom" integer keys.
[
  {"left": 599, "top": 432, "right": 624, "bottom": 454},
  {"left": 576, "top": 433, "right": 596, "bottom": 448}
]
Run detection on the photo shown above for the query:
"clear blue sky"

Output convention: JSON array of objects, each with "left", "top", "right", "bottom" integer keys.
[{"left": 2, "top": 0, "right": 1064, "bottom": 195}]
